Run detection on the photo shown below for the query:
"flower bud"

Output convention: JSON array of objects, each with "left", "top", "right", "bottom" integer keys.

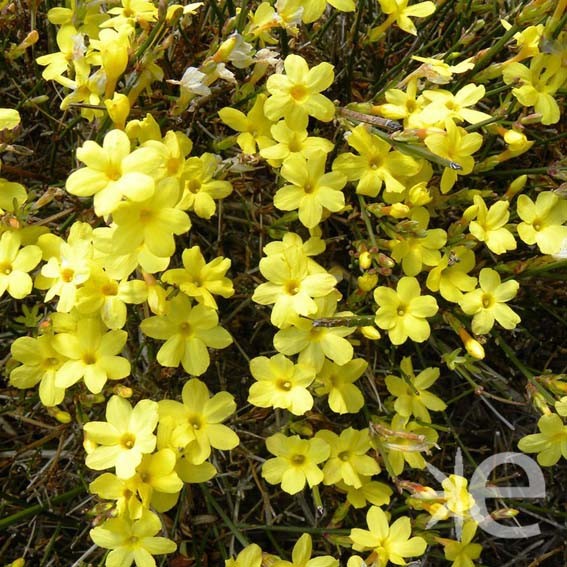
[
  {"left": 359, "top": 251, "right": 372, "bottom": 270},
  {"left": 360, "top": 325, "right": 381, "bottom": 340},
  {"left": 104, "top": 93, "right": 130, "bottom": 130},
  {"left": 358, "top": 273, "right": 378, "bottom": 292}
]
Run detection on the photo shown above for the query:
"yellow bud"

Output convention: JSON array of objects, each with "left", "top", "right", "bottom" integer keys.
[
  {"left": 104, "top": 93, "right": 131, "bottom": 130},
  {"left": 166, "top": 4, "right": 183, "bottom": 22},
  {"left": 10, "top": 558, "right": 25, "bottom": 567},
  {"left": 357, "top": 273, "right": 378, "bottom": 292},
  {"left": 213, "top": 36, "right": 237, "bottom": 62},
  {"left": 47, "top": 406, "right": 72, "bottom": 423},
  {"left": 360, "top": 325, "right": 381, "bottom": 340},
  {"left": 458, "top": 328, "right": 485, "bottom": 360},
  {"left": 389, "top": 203, "right": 410, "bottom": 218},
  {"left": 504, "top": 174, "right": 527, "bottom": 200},
  {"left": 491, "top": 507, "right": 519, "bottom": 520},
  {"left": 359, "top": 251, "right": 372, "bottom": 269},
  {"left": 113, "top": 385, "right": 133, "bottom": 398},
  {"left": 407, "top": 182, "right": 432, "bottom": 206}
]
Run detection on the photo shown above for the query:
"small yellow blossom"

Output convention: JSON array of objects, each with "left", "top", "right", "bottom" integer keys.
[
  {"left": 248, "top": 354, "right": 315, "bottom": 415},
  {"left": 273, "top": 533, "right": 338, "bottom": 567},
  {"left": 467, "top": 195, "right": 517, "bottom": 254},
  {"left": 84, "top": 395, "right": 159, "bottom": 479},
  {"left": 349, "top": 506, "right": 427, "bottom": 566},
  {"left": 140, "top": 293, "right": 232, "bottom": 376},
  {"left": 161, "top": 246, "right": 234, "bottom": 309},
  {"left": 316, "top": 428, "right": 380, "bottom": 488},
  {"left": 262, "top": 433, "right": 330, "bottom": 494},
  {"left": 518, "top": 413, "right": 567, "bottom": 466},
  {"left": 385, "top": 357, "right": 446, "bottom": 422},
  {"left": 0, "top": 230, "right": 41, "bottom": 299},
  {"left": 90, "top": 510, "right": 176, "bottom": 567},
  {"left": 516, "top": 191, "right": 567, "bottom": 254},
  {"left": 459, "top": 268, "right": 520, "bottom": 335},
  {"left": 374, "top": 276, "right": 438, "bottom": 345},
  {"left": 264, "top": 54, "right": 335, "bottom": 129},
  {"left": 275, "top": 152, "right": 347, "bottom": 228}
]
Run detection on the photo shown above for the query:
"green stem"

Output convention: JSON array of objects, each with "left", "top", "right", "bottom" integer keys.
[{"left": 0, "top": 486, "right": 84, "bottom": 530}]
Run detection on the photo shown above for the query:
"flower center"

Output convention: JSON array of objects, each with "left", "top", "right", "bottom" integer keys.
[
  {"left": 179, "top": 321, "right": 192, "bottom": 336},
  {"left": 0, "top": 262, "right": 12, "bottom": 275},
  {"left": 285, "top": 280, "right": 300, "bottom": 295},
  {"left": 167, "top": 157, "right": 181, "bottom": 175},
  {"left": 102, "top": 281, "right": 118, "bottom": 296},
  {"left": 369, "top": 156, "right": 382, "bottom": 170},
  {"left": 61, "top": 268, "right": 75, "bottom": 283},
  {"left": 106, "top": 166, "right": 121, "bottom": 181},
  {"left": 292, "top": 454, "right": 305, "bottom": 465},
  {"left": 532, "top": 219, "right": 542, "bottom": 231},
  {"left": 481, "top": 293, "right": 494, "bottom": 309},
  {"left": 45, "top": 357, "right": 60, "bottom": 368},
  {"left": 338, "top": 450, "right": 350, "bottom": 462},
  {"left": 189, "top": 416, "right": 203, "bottom": 430},
  {"left": 277, "top": 379, "right": 292, "bottom": 391},
  {"left": 303, "top": 182, "right": 315, "bottom": 194},
  {"left": 120, "top": 432, "right": 136, "bottom": 449},
  {"left": 290, "top": 84, "right": 308, "bottom": 102},
  {"left": 288, "top": 136, "right": 302, "bottom": 153},
  {"left": 397, "top": 305, "right": 407, "bottom": 316},
  {"left": 83, "top": 352, "right": 97, "bottom": 365},
  {"left": 188, "top": 179, "right": 201, "bottom": 194},
  {"left": 139, "top": 209, "right": 153, "bottom": 223}
]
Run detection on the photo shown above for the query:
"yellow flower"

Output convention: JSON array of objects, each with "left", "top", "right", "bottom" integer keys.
[
  {"left": 89, "top": 510, "right": 176, "bottom": 567},
  {"left": 374, "top": 276, "right": 438, "bottom": 345},
  {"left": 248, "top": 354, "right": 315, "bottom": 416},
  {"left": 140, "top": 293, "right": 232, "bottom": 376},
  {"left": 161, "top": 246, "right": 234, "bottom": 309},
  {"left": 436, "top": 520, "right": 482, "bottom": 567},
  {"left": 502, "top": 54, "right": 567, "bottom": 125},
  {"left": 467, "top": 195, "right": 516, "bottom": 254},
  {"left": 158, "top": 378, "right": 239, "bottom": 464},
  {"left": 349, "top": 506, "right": 427, "bottom": 565},
  {"left": 84, "top": 395, "right": 159, "bottom": 479},
  {"left": 111, "top": 178, "right": 191, "bottom": 259},
  {"left": 313, "top": 358, "right": 367, "bottom": 414},
  {"left": 262, "top": 433, "right": 330, "bottom": 495},
  {"left": 459, "top": 268, "right": 520, "bottom": 335},
  {"left": 37, "top": 228, "right": 92, "bottom": 313},
  {"left": 424, "top": 119, "right": 483, "bottom": 193},
  {"left": 53, "top": 317, "right": 131, "bottom": 394},
  {"left": 273, "top": 291, "right": 355, "bottom": 371},
  {"left": 333, "top": 124, "right": 420, "bottom": 196},
  {"left": 0, "top": 230, "right": 41, "bottom": 299},
  {"left": 385, "top": 356, "right": 446, "bottom": 422},
  {"left": 225, "top": 543, "right": 263, "bottom": 567},
  {"left": 65, "top": 129, "right": 164, "bottom": 216},
  {"left": 275, "top": 152, "right": 346, "bottom": 228},
  {"left": 10, "top": 334, "right": 66, "bottom": 407},
  {"left": 260, "top": 117, "right": 334, "bottom": 166},
  {"left": 338, "top": 476, "right": 392, "bottom": 509},
  {"left": 273, "top": 533, "right": 338, "bottom": 567},
  {"left": 219, "top": 94, "right": 275, "bottom": 154},
  {"left": 316, "top": 428, "right": 380, "bottom": 488},
  {"left": 426, "top": 246, "right": 477, "bottom": 303},
  {"left": 264, "top": 54, "right": 335, "bottom": 129},
  {"left": 390, "top": 207, "right": 447, "bottom": 276},
  {"left": 177, "top": 153, "right": 233, "bottom": 219},
  {"left": 372, "top": 0, "right": 435, "bottom": 37},
  {"left": 75, "top": 265, "right": 147, "bottom": 329},
  {"left": 516, "top": 191, "right": 567, "bottom": 254},
  {"left": 420, "top": 83, "right": 492, "bottom": 126},
  {"left": 518, "top": 413, "right": 567, "bottom": 466},
  {"left": 253, "top": 242, "right": 337, "bottom": 329}
]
